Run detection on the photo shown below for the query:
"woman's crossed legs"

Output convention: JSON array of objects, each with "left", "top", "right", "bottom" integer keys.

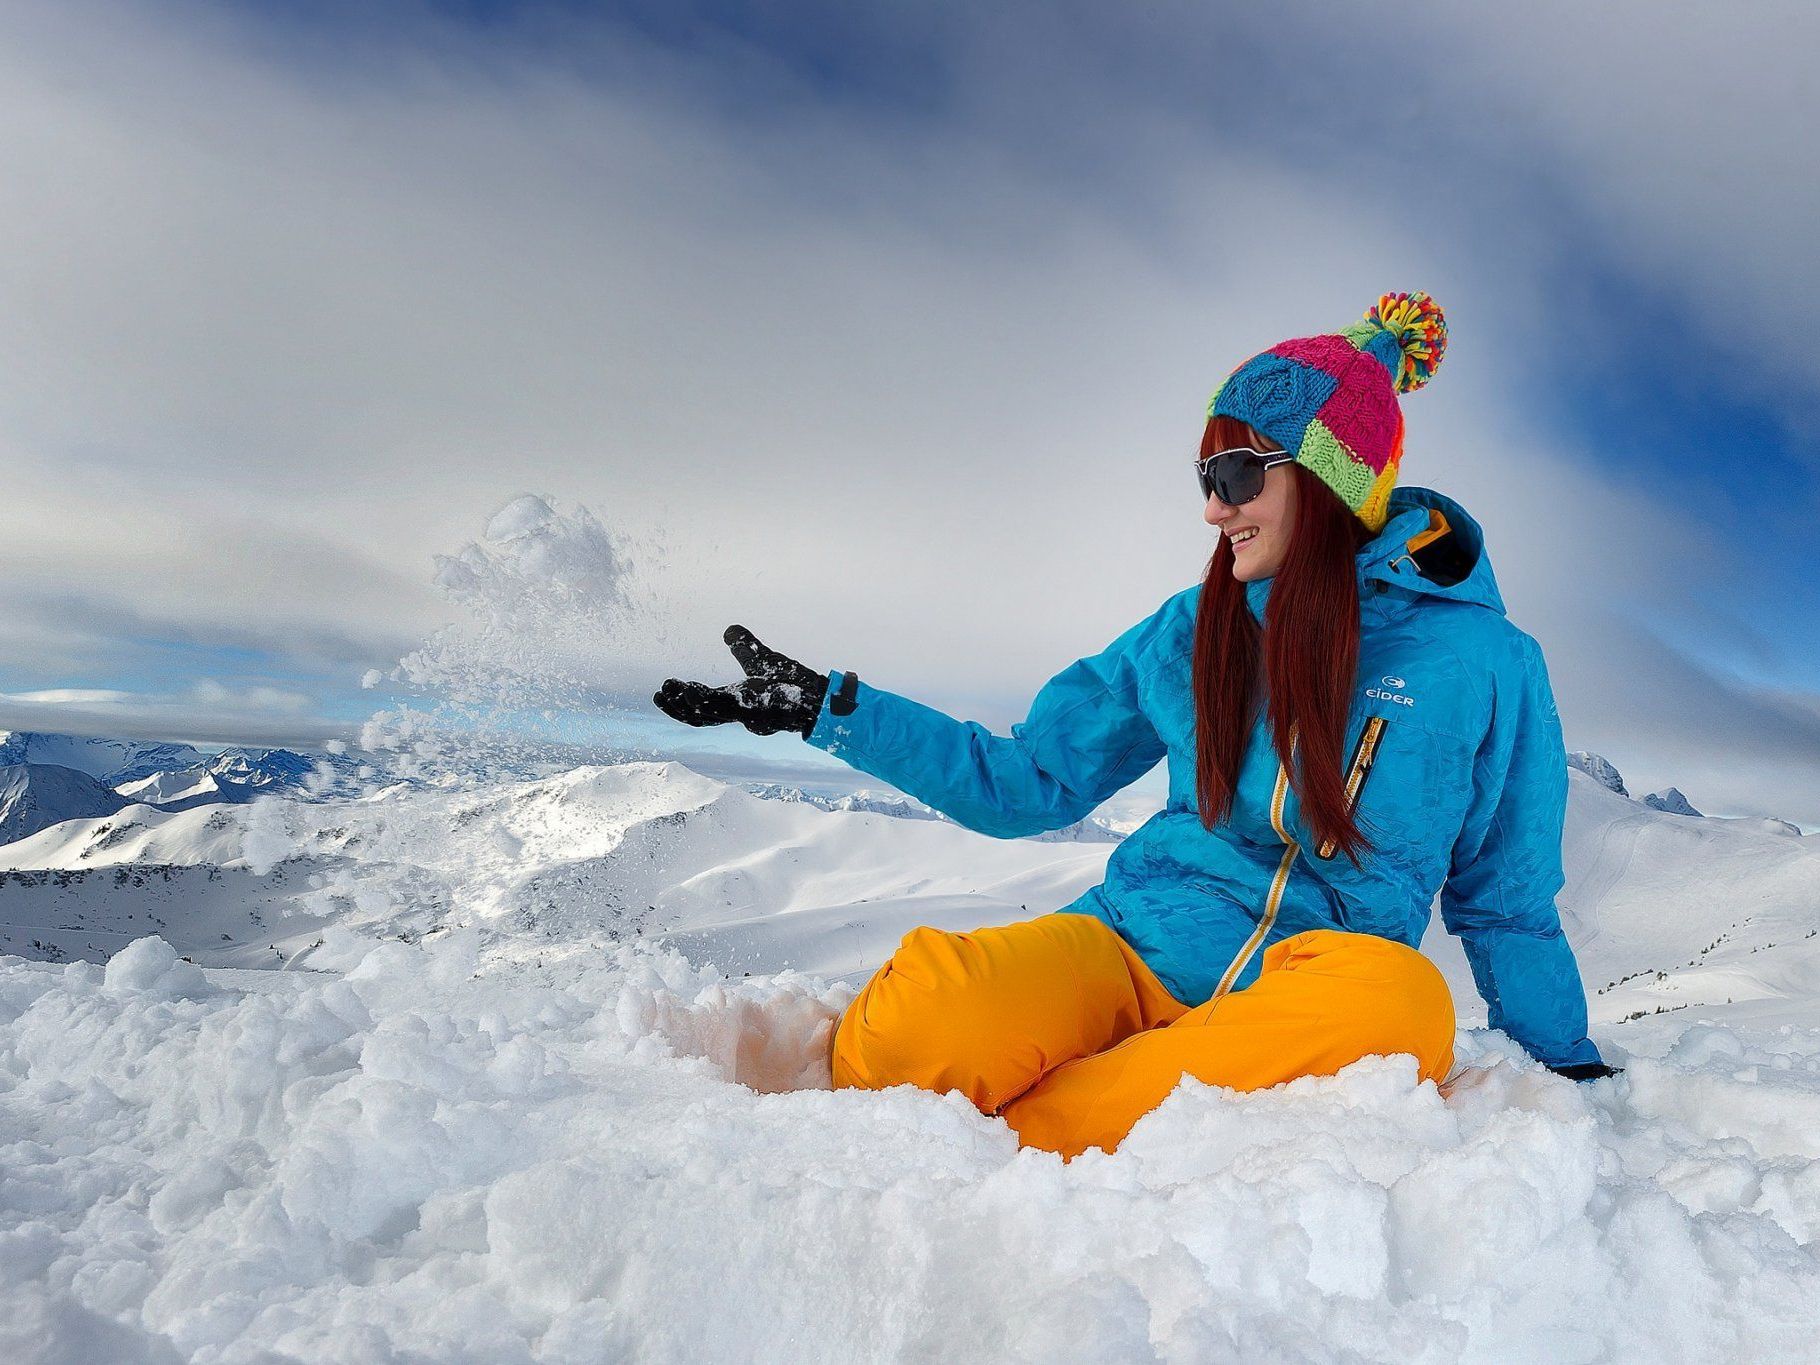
[{"left": 832, "top": 913, "right": 1454, "bottom": 1159}]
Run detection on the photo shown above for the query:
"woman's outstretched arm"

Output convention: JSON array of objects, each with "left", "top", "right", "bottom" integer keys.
[{"left": 803, "top": 593, "right": 1189, "bottom": 839}]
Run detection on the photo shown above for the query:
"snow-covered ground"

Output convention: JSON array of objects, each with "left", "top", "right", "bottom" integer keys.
[{"left": 2, "top": 750, "right": 1819, "bottom": 1360}]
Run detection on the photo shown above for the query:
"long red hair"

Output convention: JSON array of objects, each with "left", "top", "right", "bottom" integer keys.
[{"left": 1192, "top": 414, "right": 1376, "bottom": 866}]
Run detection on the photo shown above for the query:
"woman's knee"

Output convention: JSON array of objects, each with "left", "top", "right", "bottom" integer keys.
[
  {"left": 831, "top": 924, "right": 1019, "bottom": 1101},
  {"left": 1274, "top": 931, "right": 1456, "bottom": 1081},
  {"left": 830, "top": 914, "right": 1147, "bottom": 1109},
  {"left": 1363, "top": 938, "right": 1455, "bottom": 1080}
]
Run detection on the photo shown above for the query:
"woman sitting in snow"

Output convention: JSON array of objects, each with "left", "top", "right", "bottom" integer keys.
[{"left": 655, "top": 292, "right": 1615, "bottom": 1159}]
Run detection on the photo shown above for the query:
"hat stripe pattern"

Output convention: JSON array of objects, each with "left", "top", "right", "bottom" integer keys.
[{"left": 1205, "top": 291, "right": 1447, "bottom": 534}]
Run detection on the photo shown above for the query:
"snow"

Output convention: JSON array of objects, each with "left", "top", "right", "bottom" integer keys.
[
  {"left": 1645, "top": 786, "right": 1703, "bottom": 817},
  {"left": 0, "top": 764, "right": 127, "bottom": 846},
  {"left": 4, "top": 927, "right": 1820, "bottom": 1361},
  {"left": 0, "top": 753, "right": 1816, "bottom": 1358},
  {"left": 0, "top": 761, "right": 1114, "bottom": 979},
  {"left": 0, "top": 732, "right": 207, "bottom": 787},
  {"left": 362, "top": 495, "right": 645, "bottom": 781},
  {"left": 99, "top": 934, "right": 208, "bottom": 998}
]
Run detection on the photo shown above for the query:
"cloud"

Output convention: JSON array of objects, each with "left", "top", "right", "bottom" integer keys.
[
  {"left": 0, "top": 1, "right": 1814, "bottom": 818},
  {"left": 0, "top": 689, "right": 138, "bottom": 707},
  {"left": 188, "top": 680, "right": 312, "bottom": 714},
  {"left": 1541, "top": 610, "right": 1820, "bottom": 826},
  {"left": 0, "top": 692, "right": 350, "bottom": 752}
]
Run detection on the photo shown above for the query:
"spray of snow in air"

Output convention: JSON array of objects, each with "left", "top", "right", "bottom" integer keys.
[{"left": 360, "top": 494, "right": 657, "bottom": 781}]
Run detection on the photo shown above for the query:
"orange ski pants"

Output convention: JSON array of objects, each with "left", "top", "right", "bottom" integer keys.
[{"left": 832, "top": 913, "right": 1455, "bottom": 1159}]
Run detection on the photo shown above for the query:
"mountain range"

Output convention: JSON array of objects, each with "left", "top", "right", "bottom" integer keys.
[{"left": 0, "top": 731, "right": 346, "bottom": 846}]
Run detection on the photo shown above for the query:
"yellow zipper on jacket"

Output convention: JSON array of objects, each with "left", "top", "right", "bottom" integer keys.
[
  {"left": 1316, "top": 715, "right": 1388, "bottom": 860},
  {"left": 1209, "top": 712, "right": 1389, "bottom": 1000},
  {"left": 1210, "top": 725, "right": 1300, "bottom": 1002}
]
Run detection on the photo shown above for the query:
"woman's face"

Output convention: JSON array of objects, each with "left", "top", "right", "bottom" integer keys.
[{"left": 1202, "top": 433, "right": 1298, "bottom": 582}]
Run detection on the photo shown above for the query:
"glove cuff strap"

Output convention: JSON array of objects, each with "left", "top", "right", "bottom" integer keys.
[{"left": 831, "top": 671, "right": 859, "bottom": 717}]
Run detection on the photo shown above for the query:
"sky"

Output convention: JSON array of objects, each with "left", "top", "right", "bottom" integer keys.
[{"left": 2, "top": 0, "right": 1819, "bottom": 824}]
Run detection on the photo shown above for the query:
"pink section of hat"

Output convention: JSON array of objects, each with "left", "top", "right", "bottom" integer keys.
[
  {"left": 1317, "top": 376, "right": 1402, "bottom": 472},
  {"left": 1266, "top": 334, "right": 1361, "bottom": 379}
]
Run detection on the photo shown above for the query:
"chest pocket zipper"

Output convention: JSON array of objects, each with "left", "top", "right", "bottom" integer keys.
[{"left": 1316, "top": 714, "right": 1388, "bottom": 859}]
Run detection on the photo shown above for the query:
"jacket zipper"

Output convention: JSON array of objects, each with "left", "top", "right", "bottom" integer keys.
[
  {"left": 1210, "top": 725, "right": 1301, "bottom": 1002},
  {"left": 1209, "top": 713, "right": 1389, "bottom": 1000},
  {"left": 1316, "top": 715, "right": 1388, "bottom": 859}
]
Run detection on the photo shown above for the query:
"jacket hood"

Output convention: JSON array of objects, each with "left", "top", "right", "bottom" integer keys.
[{"left": 1244, "top": 484, "right": 1507, "bottom": 623}]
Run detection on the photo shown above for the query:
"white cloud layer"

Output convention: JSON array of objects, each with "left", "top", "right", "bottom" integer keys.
[{"left": 1, "top": 1, "right": 1817, "bottom": 821}]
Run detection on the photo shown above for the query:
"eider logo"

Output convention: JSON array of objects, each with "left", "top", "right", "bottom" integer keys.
[{"left": 1366, "top": 674, "right": 1416, "bottom": 707}]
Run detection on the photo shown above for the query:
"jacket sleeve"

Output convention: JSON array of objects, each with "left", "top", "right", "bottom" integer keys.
[
  {"left": 802, "top": 594, "right": 1183, "bottom": 839},
  {"left": 1440, "top": 633, "right": 1603, "bottom": 1068}
]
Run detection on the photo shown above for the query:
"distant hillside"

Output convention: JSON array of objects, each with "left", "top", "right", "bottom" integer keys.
[{"left": 0, "top": 763, "right": 128, "bottom": 846}]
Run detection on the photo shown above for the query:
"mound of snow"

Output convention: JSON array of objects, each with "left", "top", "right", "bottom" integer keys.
[
  {"left": 2, "top": 933, "right": 1819, "bottom": 1360},
  {"left": 101, "top": 935, "right": 208, "bottom": 998}
]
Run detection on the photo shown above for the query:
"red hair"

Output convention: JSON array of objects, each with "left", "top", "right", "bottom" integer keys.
[{"left": 1191, "top": 415, "right": 1376, "bottom": 866}]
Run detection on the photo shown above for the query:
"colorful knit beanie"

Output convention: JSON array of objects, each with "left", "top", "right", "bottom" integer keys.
[{"left": 1206, "top": 291, "right": 1448, "bottom": 534}]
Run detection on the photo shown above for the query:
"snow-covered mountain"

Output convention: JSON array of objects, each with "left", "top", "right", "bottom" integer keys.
[
  {"left": 744, "top": 780, "right": 949, "bottom": 822},
  {"left": 203, "top": 745, "right": 320, "bottom": 790},
  {"left": 0, "top": 763, "right": 128, "bottom": 846},
  {"left": 0, "top": 730, "right": 207, "bottom": 786},
  {"left": 1643, "top": 785, "right": 1702, "bottom": 816},
  {"left": 3, "top": 750, "right": 1813, "bottom": 1013},
  {"left": 0, "top": 761, "right": 1117, "bottom": 974},
  {"left": 0, "top": 733, "right": 367, "bottom": 855},
  {"left": 111, "top": 746, "right": 329, "bottom": 811},
  {"left": 1567, "top": 748, "right": 1630, "bottom": 797}
]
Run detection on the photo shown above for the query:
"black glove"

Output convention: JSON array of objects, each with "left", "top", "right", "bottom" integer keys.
[
  {"left": 653, "top": 625, "right": 857, "bottom": 739},
  {"left": 1546, "top": 1061, "right": 1624, "bottom": 1082}
]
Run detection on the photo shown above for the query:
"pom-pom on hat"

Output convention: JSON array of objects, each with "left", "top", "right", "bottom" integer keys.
[{"left": 1206, "top": 291, "right": 1448, "bottom": 533}]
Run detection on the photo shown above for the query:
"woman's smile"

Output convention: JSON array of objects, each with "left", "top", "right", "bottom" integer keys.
[{"left": 1204, "top": 452, "right": 1296, "bottom": 580}]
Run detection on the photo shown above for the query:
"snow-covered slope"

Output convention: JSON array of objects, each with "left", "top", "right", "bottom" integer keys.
[
  {"left": 1553, "top": 770, "right": 1820, "bottom": 1027},
  {"left": 745, "top": 779, "right": 1127, "bottom": 842},
  {"left": 0, "top": 763, "right": 128, "bottom": 847},
  {"left": 0, "top": 761, "right": 1114, "bottom": 976},
  {"left": 5, "top": 749, "right": 1814, "bottom": 1013},
  {"left": 3, "top": 752, "right": 1820, "bottom": 1360}
]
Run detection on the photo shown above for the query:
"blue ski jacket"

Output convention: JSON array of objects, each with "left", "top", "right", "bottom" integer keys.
[{"left": 806, "top": 485, "right": 1602, "bottom": 1068}]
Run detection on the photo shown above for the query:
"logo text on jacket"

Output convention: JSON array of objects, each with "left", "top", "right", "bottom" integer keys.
[{"left": 1366, "top": 674, "right": 1417, "bottom": 708}]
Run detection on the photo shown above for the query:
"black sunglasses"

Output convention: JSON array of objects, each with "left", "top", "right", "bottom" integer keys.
[{"left": 1194, "top": 446, "right": 1293, "bottom": 505}]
